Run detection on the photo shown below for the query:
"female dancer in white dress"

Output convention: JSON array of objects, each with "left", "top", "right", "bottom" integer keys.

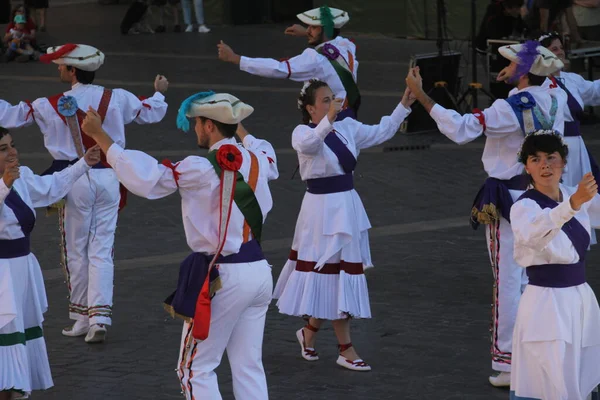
[
  {"left": 0, "top": 127, "right": 100, "bottom": 400},
  {"left": 540, "top": 32, "right": 600, "bottom": 246},
  {"left": 539, "top": 33, "right": 600, "bottom": 187},
  {"left": 510, "top": 131, "right": 600, "bottom": 399},
  {"left": 273, "top": 79, "right": 414, "bottom": 371}
]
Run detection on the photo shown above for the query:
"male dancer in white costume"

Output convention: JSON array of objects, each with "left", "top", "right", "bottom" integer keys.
[
  {"left": 218, "top": 5, "right": 360, "bottom": 120},
  {"left": 405, "top": 41, "right": 566, "bottom": 387},
  {"left": 0, "top": 43, "right": 168, "bottom": 343},
  {"left": 81, "top": 91, "right": 278, "bottom": 399}
]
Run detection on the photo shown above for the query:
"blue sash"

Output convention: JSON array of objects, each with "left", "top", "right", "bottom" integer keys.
[
  {"left": 505, "top": 91, "right": 557, "bottom": 135},
  {"left": 517, "top": 189, "right": 589, "bottom": 288}
]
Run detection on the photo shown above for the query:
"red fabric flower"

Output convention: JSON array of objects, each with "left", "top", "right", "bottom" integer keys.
[{"left": 216, "top": 144, "right": 243, "bottom": 171}]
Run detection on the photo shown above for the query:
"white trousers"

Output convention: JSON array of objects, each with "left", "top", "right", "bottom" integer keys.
[
  {"left": 486, "top": 216, "right": 527, "bottom": 373},
  {"left": 62, "top": 169, "right": 120, "bottom": 326},
  {"left": 177, "top": 260, "right": 272, "bottom": 400}
]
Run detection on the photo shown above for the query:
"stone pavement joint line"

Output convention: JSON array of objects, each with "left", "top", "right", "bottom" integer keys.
[{"left": 42, "top": 217, "right": 467, "bottom": 281}]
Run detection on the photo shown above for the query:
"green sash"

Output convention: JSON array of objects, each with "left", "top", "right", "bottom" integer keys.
[
  {"left": 319, "top": 49, "right": 361, "bottom": 111},
  {"left": 207, "top": 150, "right": 263, "bottom": 243}
]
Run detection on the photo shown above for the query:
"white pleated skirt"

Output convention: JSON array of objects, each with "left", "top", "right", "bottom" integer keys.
[
  {"left": 0, "top": 253, "right": 53, "bottom": 395},
  {"left": 510, "top": 283, "right": 600, "bottom": 400},
  {"left": 274, "top": 189, "right": 373, "bottom": 320}
]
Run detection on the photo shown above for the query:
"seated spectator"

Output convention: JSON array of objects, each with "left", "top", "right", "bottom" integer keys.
[
  {"left": 5, "top": 4, "right": 36, "bottom": 46},
  {"left": 3, "top": 14, "right": 37, "bottom": 62}
]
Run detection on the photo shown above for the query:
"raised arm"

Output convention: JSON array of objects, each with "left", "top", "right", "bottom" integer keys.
[
  {"left": 405, "top": 67, "right": 517, "bottom": 144},
  {"left": 115, "top": 75, "right": 168, "bottom": 125},
  {"left": 350, "top": 89, "right": 414, "bottom": 149},
  {"left": 218, "top": 40, "right": 325, "bottom": 82},
  {"left": 510, "top": 197, "right": 577, "bottom": 252},
  {"left": 236, "top": 123, "right": 279, "bottom": 181},
  {"left": 575, "top": 74, "right": 600, "bottom": 107},
  {"left": 0, "top": 147, "right": 98, "bottom": 208},
  {"left": 19, "top": 159, "right": 91, "bottom": 208},
  {"left": 0, "top": 99, "right": 37, "bottom": 129}
]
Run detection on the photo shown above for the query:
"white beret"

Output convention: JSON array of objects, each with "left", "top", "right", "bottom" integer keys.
[
  {"left": 297, "top": 7, "right": 349, "bottom": 29},
  {"left": 499, "top": 42, "right": 563, "bottom": 76},
  {"left": 42, "top": 44, "right": 105, "bottom": 72}
]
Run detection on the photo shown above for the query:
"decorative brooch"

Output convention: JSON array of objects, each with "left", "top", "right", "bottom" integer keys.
[
  {"left": 217, "top": 144, "right": 243, "bottom": 172},
  {"left": 321, "top": 43, "right": 340, "bottom": 60},
  {"left": 514, "top": 92, "right": 536, "bottom": 110},
  {"left": 57, "top": 96, "right": 78, "bottom": 117}
]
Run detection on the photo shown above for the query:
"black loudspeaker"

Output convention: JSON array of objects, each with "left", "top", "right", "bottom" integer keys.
[
  {"left": 0, "top": 0, "right": 10, "bottom": 24},
  {"left": 405, "top": 50, "right": 462, "bottom": 133}
]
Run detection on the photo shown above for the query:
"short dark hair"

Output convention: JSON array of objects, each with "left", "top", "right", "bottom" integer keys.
[
  {"left": 298, "top": 79, "right": 330, "bottom": 124},
  {"left": 199, "top": 117, "right": 237, "bottom": 138},
  {"left": 518, "top": 132, "right": 568, "bottom": 164},
  {"left": 527, "top": 73, "right": 547, "bottom": 86},
  {"left": 66, "top": 66, "right": 96, "bottom": 84},
  {"left": 539, "top": 32, "right": 562, "bottom": 48},
  {"left": 0, "top": 126, "right": 9, "bottom": 139}
]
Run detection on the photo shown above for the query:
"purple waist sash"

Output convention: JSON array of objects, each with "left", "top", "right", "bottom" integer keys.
[
  {"left": 564, "top": 120, "right": 581, "bottom": 137},
  {"left": 527, "top": 261, "right": 586, "bottom": 288},
  {"left": 306, "top": 173, "right": 354, "bottom": 194},
  {"left": 164, "top": 239, "right": 265, "bottom": 319},
  {"left": 470, "top": 174, "right": 529, "bottom": 230},
  {"left": 0, "top": 237, "right": 31, "bottom": 259},
  {"left": 518, "top": 189, "right": 590, "bottom": 289}
]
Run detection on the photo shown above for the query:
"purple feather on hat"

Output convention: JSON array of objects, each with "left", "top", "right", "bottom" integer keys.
[{"left": 513, "top": 40, "right": 540, "bottom": 81}]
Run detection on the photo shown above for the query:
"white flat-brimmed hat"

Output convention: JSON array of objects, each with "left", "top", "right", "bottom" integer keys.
[
  {"left": 40, "top": 44, "right": 105, "bottom": 72},
  {"left": 499, "top": 41, "right": 563, "bottom": 76},
  {"left": 297, "top": 6, "right": 349, "bottom": 29},
  {"left": 176, "top": 92, "right": 254, "bottom": 132}
]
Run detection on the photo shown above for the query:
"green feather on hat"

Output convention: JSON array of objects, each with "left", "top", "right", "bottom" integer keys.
[{"left": 320, "top": 5, "right": 334, "bottom": 38}]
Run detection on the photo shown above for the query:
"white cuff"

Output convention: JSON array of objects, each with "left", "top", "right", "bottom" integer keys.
[
  {"left": 151, "top": 92, "right": 165, "bottom": 101},
  {"left": 549, "top": 196, "right": 579, "bottom": 227},
  {"left": 314, "top": 115, "right": 334, "bottom": 140},
  {"left": 0, "top": 177, "right": 10, "bottom": 203},
  {"left": 106, "top": 143, "right": 125, "bottom": 167},
  {"left": 239, "top": 56, "right": 252, "bottom": 72},
  {"left": 242, "top": 134, "right": 256, "bottom": 148},
  {"left": 73, "top": 157, "right": 92, "bottom": 175},
  {"left": 392, "top": 102, "right": 412, "bottom": 122},
  {"left": 429, "top": 103, "right": 446, "bottom": 121}
]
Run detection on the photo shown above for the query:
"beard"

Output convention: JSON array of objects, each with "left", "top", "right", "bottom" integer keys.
[
  {"left": 307, "top": 32, "right": 324, "bottom": 48},
  {"left": 197, "top": 137, "right": 209, "bottom": 149}
]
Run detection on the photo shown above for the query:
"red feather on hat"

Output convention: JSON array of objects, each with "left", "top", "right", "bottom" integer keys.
[{"left": 39, "top": 43, "right": 78, "bottom": 64}]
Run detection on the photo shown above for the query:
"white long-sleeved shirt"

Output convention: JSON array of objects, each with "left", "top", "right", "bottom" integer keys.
[
  {"left": 0, "top": 83, "right": 167, "bottom": 160},
  {"left": 542, "top": 71, "right": 600, "bottom": 122},
  {"left": 511, "top": 185, "right": 600, "bottom": 267},
  {"left": 0, "top": 159, "right": 91, "bottom": 240},
  {"left": 106, "top": 135, "right": 278, "bottom": 256},
  {"left": 240, "top": 36, "right": 358, "bottom": 103},
  {"left": 292, "top": 103, "right": 410, "bottom": 180},
  {"left": 430, "top": 85, "right": 567, "bottom": 180}
]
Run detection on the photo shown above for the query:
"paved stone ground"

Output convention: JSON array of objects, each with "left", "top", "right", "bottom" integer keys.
[{"left": 1, "top": 3, "right": 600, "bottom": 400}]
